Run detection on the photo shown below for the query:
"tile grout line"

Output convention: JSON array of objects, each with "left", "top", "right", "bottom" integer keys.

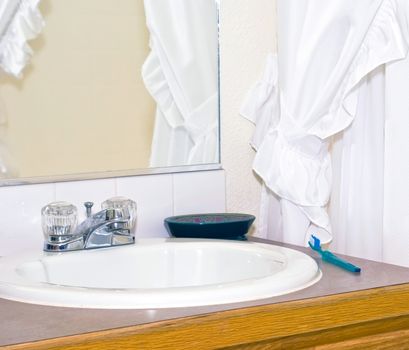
[{"left": 171, "top": 174, "right": 175, "bottom": 216}]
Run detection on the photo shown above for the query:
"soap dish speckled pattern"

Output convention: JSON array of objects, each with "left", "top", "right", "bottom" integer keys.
[{"left": 164, "top": 213, "right": 255, "bottom": 240}]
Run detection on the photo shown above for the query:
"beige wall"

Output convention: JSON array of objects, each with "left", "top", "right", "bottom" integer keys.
[
  {"left": 0, "top": 0, "right": 155, "bottom": 178},
  {"left": 220, "top": 0, "right": 277, "bottom": 233}
]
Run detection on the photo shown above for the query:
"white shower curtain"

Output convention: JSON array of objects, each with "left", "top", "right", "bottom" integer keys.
[
  {"left": 242, "top": 0, "right": 409, "bottom": 248},
  {"left": 330, "top": 0, "right": 409, "bottom": 267},
  {"left": 330, "top": 67, "right": 386, "bottom": 262},
  {"left": 142, "top": 0, "right": 219, "bottom": 167}
]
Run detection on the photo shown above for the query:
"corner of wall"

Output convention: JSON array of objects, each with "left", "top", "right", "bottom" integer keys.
[{"left": 220, "top": 0, "right": 277, "bottom": 234}]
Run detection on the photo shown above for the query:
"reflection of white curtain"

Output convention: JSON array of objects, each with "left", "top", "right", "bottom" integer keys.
[
  {"left": 0, "top": 0, "right": 44, "bottom": 78},
  {"left": 242, "top": 0, "right": 408, "bottom": 247},
  {"left": 0, "top": 0, "right": 44, "bottom": 178},
  {"left": 142, "top": 0, "right": 219, "bottom": 167}
]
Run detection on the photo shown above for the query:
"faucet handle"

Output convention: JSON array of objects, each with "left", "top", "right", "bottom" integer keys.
[
  {"left": 84, "top": 202, "right": 94, "bottom": 218},
  {"left": 101, "top": 197, "right": 137, "bottom": 232},
  {"left": 105, "top": 208, "right": 127, "bottom": 221},
  {"left": 41, "top": 201, "right": 77, "bottom": 237}
]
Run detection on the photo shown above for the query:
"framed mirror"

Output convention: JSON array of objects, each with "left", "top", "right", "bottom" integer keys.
[{"left": 0, "top": 0, "right": 220, "bottom": 186}]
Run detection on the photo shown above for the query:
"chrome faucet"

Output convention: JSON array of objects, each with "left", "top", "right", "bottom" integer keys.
[{"left": 43, "top": 200, "right": 135, "bottom": 252}]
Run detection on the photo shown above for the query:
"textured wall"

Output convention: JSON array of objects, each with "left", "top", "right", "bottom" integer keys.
[{"left": 220, "top": 0, "right": 277, "bottom": 233}]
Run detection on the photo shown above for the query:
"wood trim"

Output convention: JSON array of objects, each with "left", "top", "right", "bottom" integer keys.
[
  {"left": 317, "top": 328, "right": 409, "bottom": 350},
  {"left": 224, "top": 315, "right": 409, "bottom": 349},
  {"left": 3, "top": 284, "right": 409, "bottom": 350}
]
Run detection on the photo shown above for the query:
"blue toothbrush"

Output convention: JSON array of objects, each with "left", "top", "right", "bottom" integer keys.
[{"left": 309, "top": 235, "right": 361, "bottom": 273}]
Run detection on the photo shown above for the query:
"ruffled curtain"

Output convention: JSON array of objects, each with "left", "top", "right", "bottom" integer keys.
[
  {"left": 0, "top": 0, "right": 43, "bottom": 178},
  {"left": 241, "top": 0, "right": 409, "bottom": 246},
  {"left": 142, "top": 0, "right": 219, "bottom": 167},
  {"left": 0, "top": 0, "right": 44, "bottom": 78}
]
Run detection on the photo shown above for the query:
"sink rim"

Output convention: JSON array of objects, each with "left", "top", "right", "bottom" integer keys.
[{"left": 0, "top": 238, "right": 322, "bottom": 309}]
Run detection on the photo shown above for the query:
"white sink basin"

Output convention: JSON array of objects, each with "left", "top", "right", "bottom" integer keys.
[{"left": 0, "top": 238, "right": 321, "bottom": 309}]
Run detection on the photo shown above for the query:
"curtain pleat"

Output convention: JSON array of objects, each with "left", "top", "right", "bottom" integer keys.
[{"left": 241, "top": 0, "right": 409, "bottom": 248}]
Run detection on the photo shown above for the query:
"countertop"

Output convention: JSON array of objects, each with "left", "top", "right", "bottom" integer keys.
[{"left": 2, "top": 238, "right": 409, "bottom": 347}]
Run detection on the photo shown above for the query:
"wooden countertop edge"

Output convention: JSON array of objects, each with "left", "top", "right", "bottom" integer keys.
[{"left": 4, "top": 283, "right": 409, "bottom": 350}]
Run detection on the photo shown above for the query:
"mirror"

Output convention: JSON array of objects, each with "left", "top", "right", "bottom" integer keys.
[{"left": 0, "top": 0, "right": 220, "bottom": 185}]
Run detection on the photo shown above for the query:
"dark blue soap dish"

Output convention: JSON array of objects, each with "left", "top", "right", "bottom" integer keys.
[{"left": 164, "top": 213, "right": 256, "bottom": 240}]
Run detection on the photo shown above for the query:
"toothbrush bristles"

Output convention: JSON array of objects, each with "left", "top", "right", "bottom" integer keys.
[{"left": 311, "top": 235, "right": 321, "bottom": 249}]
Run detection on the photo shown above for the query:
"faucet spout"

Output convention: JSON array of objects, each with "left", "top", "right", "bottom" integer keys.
[
  {"left": 76, "top": 208, "right": 134, "bottom": 249},
  {"left": 42, "top": 198, "right": 136, "bottom": 252}
]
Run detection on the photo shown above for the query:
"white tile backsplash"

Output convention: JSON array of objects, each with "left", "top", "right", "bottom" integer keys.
[
  {"left": 55, "top": 178, "right": 116, "bottom": 222},
  {"left": 173, "top": 170, "right": 226, "bottom": 215},
  {"left": 0, "top": 183, "right": 55, "bottom": 256},
  {"left": 0, "top": 170, "right": 225, "bottom": 256},
  {"left": 116, "top": 174, "right": 173, "bottom": 238}
]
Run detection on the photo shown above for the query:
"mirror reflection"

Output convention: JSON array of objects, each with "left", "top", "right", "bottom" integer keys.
[{"left": 0, "top": 0, "right": 219, "bottom": 181}]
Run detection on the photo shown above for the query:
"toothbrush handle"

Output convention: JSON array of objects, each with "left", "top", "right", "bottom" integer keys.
[{"left": 322, "top": 251, "right": 361, "bottom": 273}]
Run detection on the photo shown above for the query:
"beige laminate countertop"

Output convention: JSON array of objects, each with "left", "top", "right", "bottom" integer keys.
[{"left": 1, "top": 238, "right": 409, "bottom": 347}]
